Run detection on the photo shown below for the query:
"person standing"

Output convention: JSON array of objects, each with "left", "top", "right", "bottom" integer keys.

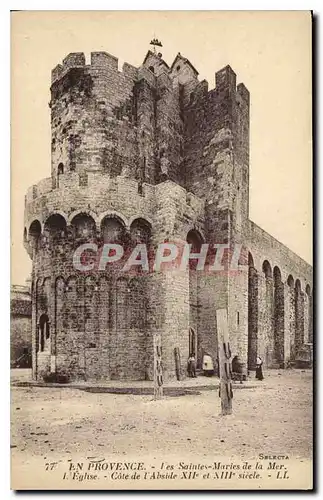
[
  {"left": 187, "top": 355, "right": 197, "bottom": 378},
  {"left": 190, "top": 355, "right": 197, "bottom": 378},
  {"left": 255, "top": 356, "right": 264, "bottom": 380},
  {"left": 202, "top": 353, "right": 214, "bottom": 376},
  {"left": 232, "top": 354, "right": 244, "bottom": 383}
]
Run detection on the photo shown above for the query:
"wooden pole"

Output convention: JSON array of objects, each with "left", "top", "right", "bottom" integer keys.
[
  {"left": 216, "top": 308, "right": 233, "bottom": 415},
  {"left": 153, "top": 333, "right": 163, "bottom": 400},
  {"left": 174, "top": 347, "right": 183, "bottom": 381}
]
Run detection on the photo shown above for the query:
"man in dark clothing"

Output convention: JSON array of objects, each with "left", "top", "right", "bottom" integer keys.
[{"left": 187, "top": 355, "right": 197, "bottom": 378}]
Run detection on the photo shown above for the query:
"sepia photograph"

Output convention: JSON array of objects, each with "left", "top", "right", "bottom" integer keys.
[{"left": 10, "top": 10, "right": 313, "bottom": 490}]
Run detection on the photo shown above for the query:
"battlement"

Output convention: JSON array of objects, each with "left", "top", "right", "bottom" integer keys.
[
  {"left": 25, "top": 173, "right": 203, "bottom": 211},
  {"left": 25, "top": 172, "right": 155, "bottom": 205},
  {"left": 51, "top": 51, "right": 249, "bottom": 106},
  {"left": 237, "top": 83, "right": 250, "bottom": 104},
  {"left": 24, "top": 174, "right": 204, "bottom": 240},
  {"left": 247, "top": 220, "right": 312, "bottom": 287},
  {"left": 49, "top": 51, "right": 250, "bottom": 220},
  {"left": 26, "top": 177, "right": 52, "bottom": 203},
  {"left": 51, "top": 51, "right": 138, "bottom": 84}
]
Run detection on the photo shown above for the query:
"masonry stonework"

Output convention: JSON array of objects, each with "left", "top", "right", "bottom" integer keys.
[{"left": 24, "top": 49, "right": 313, "bottom": 381}]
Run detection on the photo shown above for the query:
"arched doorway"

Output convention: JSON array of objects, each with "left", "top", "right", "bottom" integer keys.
[{"left": 38, "top": 314, "right": 50, "bottom": 352}]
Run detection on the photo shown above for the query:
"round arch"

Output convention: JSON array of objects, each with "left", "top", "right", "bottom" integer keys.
[
  {"left": 287, "top": 274, "right": 294, "bottom": 287},
  {"left": 38, "top": 313, "right": 50, "bottom": 353},
  {"left": 57, "top": 163, "right": 64, "bottom": 175},
  {"left": 295, "top": 279, "right": 302, "bottom": 292},
  {"left": 128, "top": 213, "right": 153, "bottom": 230},
  {"left": 68, "top": 209, "right": 98, "bottom": 226},
  {"left": 55, "top": 275, "right": 66, "bottom": 287},
  {"left": 28, "top": 220, "right": 42, "bottom": 250},
  {"left": 28, "top": 219, "right": 41, "bottom": 238},
  {"left": 186, "top": 228, "right": 204, "bottom": 249},
  {"left": 248, "top": 252, "right": 255, "bottom": 268},
  {"left": 101, "top": 215, "right": 127, "bottom": 244},
  {"left": 43, "top": 210, "right": 69, "bottom": 227},
  {"left": 70, "top": 213, "right": 97, "bottom": 240},
  {"left": 130, "top": 218, "right": 152, "bottom": 245},
  {"left": 262, "top": 260, "right": 272, "bottom": 278},
  {"left": 97, "top": 210, "right": 128, "bottom": 230},
  {"left": 44, "top": 213, "right": 67, "bottom": 234}
]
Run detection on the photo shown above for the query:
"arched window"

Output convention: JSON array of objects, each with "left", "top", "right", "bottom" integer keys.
[
  {"left": 39, "top": 314, "right": 50, "bottom": 352},
  {"left": 57, "top": 163, "right": 64, "bottom": 188},
  {"left": 186, "top": 229, "right": 204, "bottom": 248},
  {"left": 149, "top": 66, "right": 155, "bottom": 73}
]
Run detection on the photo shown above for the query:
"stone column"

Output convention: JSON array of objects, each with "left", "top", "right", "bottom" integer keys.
[
  {"left": 284, "top": 283, "right": 291, "bottom": 364},
  {"left": 247, "top": 266, "right": 258, "bottom": 370},
  {"left": 148, "top": 269, "right": 189, "bottom": 380},
  {"left": 258, "top": 274, "right": 274, "bottom": 367},
  {"left": 295, "top": 287, "right": 305, "bottom": 351},
  {"left": 304, "top": 292, "right": 310, "bottom": 343},
  {"left": 273, "top": 276, "right": 285, "bottom": 367}
]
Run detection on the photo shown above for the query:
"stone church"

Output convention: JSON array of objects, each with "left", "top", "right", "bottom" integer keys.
[{"left": 24, "top": 49, "right": 313, "bottom": 381}]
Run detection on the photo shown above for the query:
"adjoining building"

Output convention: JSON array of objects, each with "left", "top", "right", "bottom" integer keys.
[
  {"left": 24, "top": 49, "right": 313, "bottom": 381},
  {"left": 11, "top": 284, "right": 32, "bottom": 368}
]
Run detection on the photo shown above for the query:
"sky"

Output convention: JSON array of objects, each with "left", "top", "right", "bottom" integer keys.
[{"left": 11, "top": 11, "right": 312, "bottom": 285}]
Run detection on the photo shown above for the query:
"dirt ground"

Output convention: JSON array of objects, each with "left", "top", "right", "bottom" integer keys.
[{"left": 11, "top": 369, "right": 312, "bottom": 465}]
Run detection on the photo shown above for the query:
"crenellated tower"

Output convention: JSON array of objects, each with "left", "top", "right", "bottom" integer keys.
[{"left": 25, "top": 47, "right": 312, "bottom": 383}]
